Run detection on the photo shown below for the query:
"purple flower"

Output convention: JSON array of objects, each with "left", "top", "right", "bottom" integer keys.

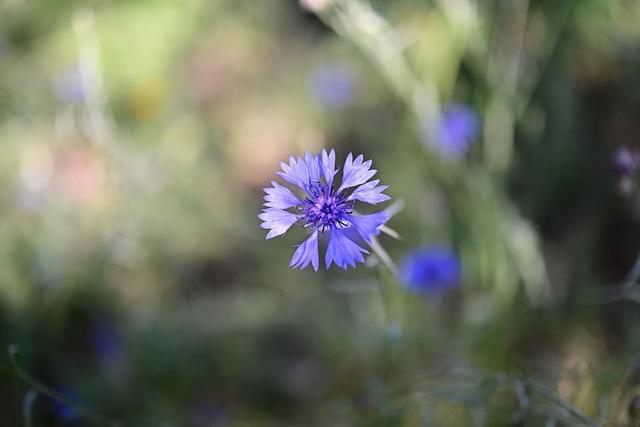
[
  {"left": 259, "top": 149, "right": 391, "bottom": 270},
  {"left": 187, "top": 400, "right": 227, "bottom": 427},
  {"left": 92, "top": 320, "right": 124, "bottom": 369},
  {"left": 401, "top": 246, "right": 461, "bottom": 294},
  {"left": 614, "top": 146, "right": 640, "bottom": 175},
  {"left": 51, "top": 387, "right": 83, "bottom": 425},
  {"left": 436, "top": 104, "right": 480, "bottom": 157},
  {"left": 308, "top": 64, "right": 356, "bottom": 108}
]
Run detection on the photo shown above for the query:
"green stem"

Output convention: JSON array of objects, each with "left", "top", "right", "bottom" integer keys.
[
  {"left": 8, "top": 345, "right": 116, "bottom": 427},
  {"left": 511, "top": 374, "right": 598, "bottom": 427},
  {"left": 623, "top": 253, "right": 640, "bottom": 290},
  {"left": 23, "top": 388, "right": 37, "bottom": 427},
  {"left": 389, "top": 367, "right": 599, "bottom": 426}
]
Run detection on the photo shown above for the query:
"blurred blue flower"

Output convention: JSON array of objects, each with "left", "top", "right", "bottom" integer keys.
[
  {"left": 308, "top": 63, "right": 356, "bottom": 108},
  {"left": 56, "top": 66, "right": 86, "bottom": 103},
  {"left": 401, "top": 246, "right": 461, "bottom": 294},
  {"left": 259, "top": 149, "right": 390, "bottom": 270},
  {"left": 436, "top": 103, "right": 480, "bottom": 158},
  {"left": 187, "top": 400, "right": 227, "bottom": 427},
  {"left": 51, "top": 387, "right": 83, "bottom": 425},
  {"left": 92, "top": 320, "right": 124, "bottom": 369},
  {"left": 614, "top": 146, "right": 640, "bottom": 175}
]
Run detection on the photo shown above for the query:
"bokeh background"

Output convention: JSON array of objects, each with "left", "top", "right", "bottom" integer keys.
[{"left": 1, "top": 0, "right": 640, "bottom": 425}]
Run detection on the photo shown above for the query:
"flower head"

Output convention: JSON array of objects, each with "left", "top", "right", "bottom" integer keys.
[
  {"left": 92, "top": 320, "right": 124, "bottom": 370},
  {"left": 51, "top": 386, "right": 83, "bottom": 425},
  {"left": 308, "top": 64, "right": 357, "bottom": 108},
  {"left": 401, "top": 246, "right": 461, "bottom": 294},
  {"left": 436, "top": 103, "right": 480, "bottom": 158},
  {"left": 614, "top": 146, "right": 640, "bottom": 175},
  {"left": 259, "top": 149, "right": 390, "bottom": 270},
  {"left": 187, "top": 399, "right": 228, "bottom": 427}
]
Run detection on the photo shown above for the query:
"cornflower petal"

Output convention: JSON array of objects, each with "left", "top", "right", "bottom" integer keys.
[
  {"left": 346, "top": 211, "right": 389, "bottom": 243},
  {"left": 258, "top": 208, "right": 300, "bottom": 239},
  {"left": 338, "top": 153, "right": 377, "bottom": 191},
  {"left": 305, "top": 152, "right": 321, "bottom": 183},
  {"left": 320, "top": 148, "right": 338, "bottom": 186},
  {"left": 347, "top": 179, "right": 390, "bottom": 204},
  {"left": 263, "top": 181, "right": 301, "bottom": 209},
  {"left": 289, "top": 231, "right": 319, "bottom": 271},
  {"left": 325, "top": 228, "right": 369, "bottom": 269},
  {"left": 276, "top": 156, "right": 308, "bottom": 191}
]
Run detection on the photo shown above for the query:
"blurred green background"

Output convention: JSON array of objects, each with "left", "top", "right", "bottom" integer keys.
[{"left": 1, "top": 0, "right": 640, "bottom": 425}]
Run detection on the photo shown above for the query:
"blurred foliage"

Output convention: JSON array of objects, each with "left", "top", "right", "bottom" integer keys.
[{"left": 0, "top": 0, "right": 640, "bottom": 425}]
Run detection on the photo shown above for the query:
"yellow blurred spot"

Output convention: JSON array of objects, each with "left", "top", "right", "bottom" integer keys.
[
  {"left": 129, "top": 77, "right": 168, "bottom": 120},
  {"left": 229, "top": 107, "right": 324, "bottom": 187}
]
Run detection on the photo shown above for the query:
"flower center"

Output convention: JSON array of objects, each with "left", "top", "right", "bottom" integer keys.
[{"left": 303, "top": 181, "right": 352, "bottom": 232}]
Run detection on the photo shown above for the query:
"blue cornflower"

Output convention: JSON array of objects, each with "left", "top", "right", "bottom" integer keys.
[
  {"left": 51, "top": 387, "right": 83, "bottom": 425},
  {"left": 92, "top": 320, "right": 124, "bottom": 369},
  {"left": 614, "top": 146, "right": 640, "bottom": 175},
  {"left": 259, "top": 149, "right": 390, "bottom": 270},
  {"left": 309, "top": 63, "right": 356, "bottom": 108},
  {"left": 436, "top": 103, "right": 480, "bottom": 158},
  {"left": 187, "top": 400, "right": 228, "bottom": 427},
  {"left": 401, "top": 246, "right": 461, "bottom": 294}
]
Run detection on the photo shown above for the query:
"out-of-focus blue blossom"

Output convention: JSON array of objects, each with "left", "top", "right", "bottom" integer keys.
[
  {"left": 308, "top": 63, "right": 357, "bottom": 108},
  {"left": 187, "top": 400, "right": 227, "bottom": 427},
  {"left": 614, "top": 146, "right": 640, "bottom": 175},
  {"left": 259, "top": 149, "right": 391, "bottom": 270},
  {"left": 613, "top": 146, "right": 640, "bottom": 194},
  {"left": 435, "top": 103, "right": 480, "bottom": 158},
  {"left": 400, "top": 246, "right": 461, "bottom": 294},
  {"left": 56, "top": 66, "right": 86, "bottom": 103},
  {"left": 51, "top": 387, "right": 83, "bottom": 425},
  {"left": 92, "top": 320, "right": 124, "bottom": 370}
]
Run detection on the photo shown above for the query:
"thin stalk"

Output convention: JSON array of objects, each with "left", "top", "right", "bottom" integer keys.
[
  {"left": 512, "top": 374, "right": 598, "bottom": 427},
  {"left": 623, "top": 253, "right": 640, "bottom": 290},
  {"left": 23, "top": 388, "right": 37, "bottom": 427},
  {"left": 8, "top": 345, "right": 116, "bottom": 427}
]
